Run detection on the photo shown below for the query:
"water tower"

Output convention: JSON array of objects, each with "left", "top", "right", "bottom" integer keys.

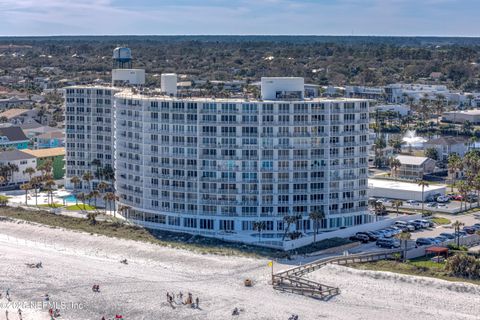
[{"left": 112, "top": 47, "right": 132, "bottom": 69}]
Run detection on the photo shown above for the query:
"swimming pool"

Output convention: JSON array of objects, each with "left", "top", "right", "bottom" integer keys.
[{"left": 62, "top": 195, "right": 78, "bottom": 203}]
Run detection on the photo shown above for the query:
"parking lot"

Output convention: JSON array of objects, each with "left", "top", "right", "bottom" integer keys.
[{"left": 347, "top": 212, "right": 480, "bottom": 253}]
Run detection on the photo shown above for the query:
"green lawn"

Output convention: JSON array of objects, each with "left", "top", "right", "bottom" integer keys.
[
  {"left": 431, "top": 217, "right": 451, "bottom": 225},
  {"left": 66, "top": 204, "right": 96, "bottom": 211},
  {"left": 38, "top": 203, "right": 64, "bottom": 208},
  {"left": 0, "top": 195, "right": 10, "bottom": 201},
  {"left": 351, "top": 256, "right": 480, "bottom": 285}
]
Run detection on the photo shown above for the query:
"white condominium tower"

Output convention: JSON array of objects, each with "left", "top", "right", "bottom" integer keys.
[
  {"left": 114, "top": 77, "right": 371, "bottom": 244},
  {"left": 65, "top": 51, "right": 371, "bottom": 245},
  {"left": 65, "top": 47, "right": 144, "bottom": 190}
]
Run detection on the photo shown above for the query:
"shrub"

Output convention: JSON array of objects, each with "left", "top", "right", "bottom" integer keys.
[
  {"left": 445, "top": 254, "right": 480, "bottom": 279},
  {"left": 447, "top": 244, "right": 468, "bottom": 251}
]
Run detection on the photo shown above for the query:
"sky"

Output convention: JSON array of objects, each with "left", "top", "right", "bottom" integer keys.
[{"left": 0, "top": 0, "right": 479, "bottom": 37}]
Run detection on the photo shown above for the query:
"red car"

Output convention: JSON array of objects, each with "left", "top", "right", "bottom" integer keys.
[{"left": 452, "top": 195, "right": 463, "bottom": 201}]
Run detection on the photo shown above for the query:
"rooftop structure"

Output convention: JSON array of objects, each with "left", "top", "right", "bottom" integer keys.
[{"left": 369, "top": 179, "right": 446, "bottom": 201}]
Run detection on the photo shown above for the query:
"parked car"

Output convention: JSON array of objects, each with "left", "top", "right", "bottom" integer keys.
[
  {"left": 387, "top": 227, "right": 402, "bottom": 235},
  {"left": 416, "top": 238, "right": 434, "bottom": 246},
  {"left": 434, "top": 235, "right": 448, "bottom": 242},
  {"left": 406, "top": 200, "right": 419, "bottom": 206},
  {"left": 454, "top": 231, "right": 467, "bottom": 237},
  {"left": 357, "top": 231, "right": 379, "bottom": 241},
  {"left": 376, "top": 238, "right": 401, "bottom": 249},
  {"left": 439, "top": 232, "right": 455, "bottom": 240},
  {"left": 428, "top": 237, "right": 442, "bottom": 245},
  {"left": 408, "top": 220, "right": 423, "bottom": 230},
  {"left": 394, "top": 221, "right": 415, "bottom": 232},
  {"left": 436, "top": 196, "right": 450, "bottom": 203},
  {"left": 452, "top": 195, "right": 463, "bottom": 201},
  {"left": 466, "top": 194, "right": 478, "bottom": 203},
  {"left": 420, "top": 219, "right": 434, "bottom": 228},
  {"left": 426, "top": 193, "right": 441, "bottom": 202},
  {"left": 463, "top": 226, "right": 476, "bottom": 234},
  {"left": 349, "top": 233, "right": 370, "bottom": 243},
  {"left": 377, "top": 229, "right": 392, "bottom": 238},
  {"left": 426, "top": 202, "right": 437, "bottom": 208},
  {"left": 414, "top": 219, "right": 430, "bottom": 228}
]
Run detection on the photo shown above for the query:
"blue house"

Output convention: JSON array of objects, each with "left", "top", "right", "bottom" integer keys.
[{"left": 0, "top": 126, "right": 30, "bottom": 150}]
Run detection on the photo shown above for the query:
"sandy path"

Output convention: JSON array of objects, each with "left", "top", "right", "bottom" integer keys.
[{"left": 0, "top": 219, "right": 478, "bottom": 320}]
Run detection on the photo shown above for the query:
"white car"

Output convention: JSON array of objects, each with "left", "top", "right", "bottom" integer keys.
[
  {"left": 406, "top": 200, "right": 419, "bottom": 206},
  {"left": 414, "top": 219, "right": 430, "bottom": 228},
  {"left": 436, "top": 196, "right": 450, "bottom": 203}
]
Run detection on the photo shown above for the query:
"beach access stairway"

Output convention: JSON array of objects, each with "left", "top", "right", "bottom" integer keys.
[{"left": 272, "top": 249, "right": 403, "bottom": 299}]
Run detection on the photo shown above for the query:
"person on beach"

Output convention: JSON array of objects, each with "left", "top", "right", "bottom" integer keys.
[
  {"left": 195, "top": 297, "right": 199, "bottom": 308},
  {"left": 186, "top": 292, "right": 193, "bottom": 305}
]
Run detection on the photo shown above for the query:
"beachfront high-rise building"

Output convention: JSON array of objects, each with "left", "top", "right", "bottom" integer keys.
[
  {"left": 65, "top": 49, "right": 371, "bottom": 245},
  {"left": 65, "top": 47, "right": 144, "bottom": 190},
  {"left": 113, "top": 78, "right": 371, "bottom": 244}
]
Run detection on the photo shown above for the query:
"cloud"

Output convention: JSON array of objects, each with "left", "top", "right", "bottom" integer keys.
[{"left": 0, "top": 0, "right": 478, "bottom": 36}]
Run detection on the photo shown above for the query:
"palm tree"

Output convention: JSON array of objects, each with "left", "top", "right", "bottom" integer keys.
[
  {"left": 434, "top": 94, "right": 445, "bottom": 126},
  {"left": 309, "top": 209, "right": 325, "bottom": 243},
  {"left": 118, "top": 204, "right": 131, "bottom": 220},
  {"left": 392, "top": 200, "right": 403, "bottom": 216},
  {"left": 396, "top": 232, "right": 411, "bottom": 262},
  {"left": 38, "top": 159, "right": 52, "bottom": 178},
  {"left": 30, "top": 176, "right": 42, "bottom": 206},
  {"left": 417, "top": 180, "right": 429, "bottom": 214},
  {"left": 282, "top": 214, "right": 298, "bottom": 241},
  {"left": 77, "top": 192, "right": 86, "bottom": 212},
  {"left": 89, "top": 190, "right": 100, "bottom": 210},
  {"left": 20, "top": 183, "right": 31, "bottom": 205},
  {"left": 96, "top": 181, "right": 109, "bottom": 194},
  {"left": 473, "top": 174, "right": 480, "bottom": 208},
  {"left": 452, "top": 220, "right": 465, "bottom": 247},
  {"left": 448, "top": 154, "right": 462, "bottom": 191},
  {"left": 389, "top": 157, "right": 401, "bottom": 180},
  {"left": 457, "top": 180, "right": 470, "bottom": 212},
  {"left": 70, "top": 176, "right": 81, "bottom": 206},
  {"left": 253, "top": 221, "right": 266, "bottom": 243},
  {"left": 23, "top": 167, "right": 36, "bottom": 181},
  {"left": 44, "top": 179, "right": 56, "bottom": 206},
  {"left": 103, "top": 192, "right": 118, "bottom": 217},
  {"left": 373, "top": 201, "right": 386, "bottom": 221},
  {"left": 82, "top": 171, "right": 94, "bottom": 192},
  {"left": 388, "top": 137, "right": 403, "bottom": 154}
]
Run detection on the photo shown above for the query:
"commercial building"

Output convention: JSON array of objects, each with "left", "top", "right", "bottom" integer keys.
[
  {"left": 369, "top": 179, "right": 446, "bottom": 202},
  {"left": 442, "top": 109, "right": 480, "bottom": 124}
]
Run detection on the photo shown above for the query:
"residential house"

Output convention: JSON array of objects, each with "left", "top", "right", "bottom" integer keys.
[
  {"left": 22, "top": 147, "right": 65, "bottom": 180},
  {"left": 424, "top": 136, "right": 469, "bottom": 161},
  {"left": 0, "top": 150, "right": 38, "bottom": 188},
  {"left": 20, "top": 123, "right": 64, "bottom": 149},
  {"left": 0, "top": 108, "right": 39, "bottom": 125},
  {"left": 0, "top": 97, "right": 34, "bottom": 110},
  {"left": 0, "top": 126, "right": 29, "bottom": 150},
  {"left": 395, "top": 155, "right": 436, "bottom": 180}
]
